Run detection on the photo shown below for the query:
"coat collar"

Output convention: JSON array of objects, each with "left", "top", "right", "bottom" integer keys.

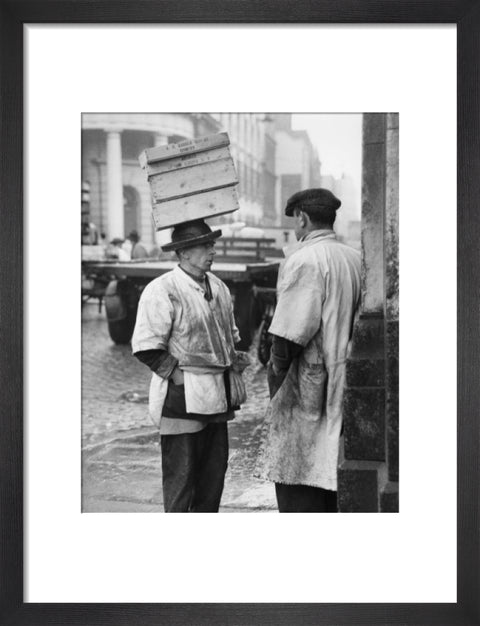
[
  {"left": 283, "top": 229, "right": 336, "bottom": 258},
  {"left": 173, "top": 264, "right": 215, "bottom": 296}
]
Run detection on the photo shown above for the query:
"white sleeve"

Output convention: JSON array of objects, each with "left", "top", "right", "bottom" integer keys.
[
  {"left": 131, "top": 282, "right": 175, "bottom": 353},
  {"left": 229, "top": 295, "right": 241, "bottom": 344},
  {"left": 219, "top": 280, "right": 241, "bottom": 345},
  {"left": 268, "top": 253, "right": 325, "bottom": 347}
]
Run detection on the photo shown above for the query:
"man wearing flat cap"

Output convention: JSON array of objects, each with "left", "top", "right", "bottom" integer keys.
[
  {"left": 256, "top": 188, "right": 361, "bottom": 512},
  {"left": 131, "top": 219, "right": 247, "bottom": 512}
]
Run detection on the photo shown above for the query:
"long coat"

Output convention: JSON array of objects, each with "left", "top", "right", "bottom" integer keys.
[{"left": 256, "top": 230, "right": 361, "bottom": 491}]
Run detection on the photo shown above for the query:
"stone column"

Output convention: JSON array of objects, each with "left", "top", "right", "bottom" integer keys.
[
  {"left": 383, "top": 113, "right": 399, "bottom": 509},
  {"left": 343, "top": 114, "right": 387, "bottom": 468},
  {"left": 105, "top": 130, "right": 124, "bottom": 239},
  {"left": 361, "top": 115, "right": 385, "bottom": 313},
  {"left": 154, "top": 133, "right": 168, "bottom": 147},
  {"left": 338, "top": 113, "right": 399, "bottom": 513}
]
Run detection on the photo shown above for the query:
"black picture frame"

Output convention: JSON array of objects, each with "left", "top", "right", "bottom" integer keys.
[{"left": 1, "top": 2, "right": 478, "bottom": 624}]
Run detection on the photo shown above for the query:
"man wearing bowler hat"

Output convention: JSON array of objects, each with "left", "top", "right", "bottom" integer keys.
[
  {"left": 256, "top": 188, "right": 361, "bottom": 512},
  {"left": 131, "top": 219, "right": 247, "bottom": 512}
]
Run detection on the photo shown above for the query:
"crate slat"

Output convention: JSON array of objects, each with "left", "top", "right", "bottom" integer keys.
[
  {"left": 152, "top": 187, "right": 240, "bottom": 230},
  {"left": 145, "top": 146, "right": 231, "bottom": 176},
  {"left": 150, "top": 157, "right": 238, "bottom": 203},
  {"left": 139, "top": 132, "right": 230, "bottom": 167}
]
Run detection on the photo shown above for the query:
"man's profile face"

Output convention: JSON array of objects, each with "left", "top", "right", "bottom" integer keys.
[
  {"left": 294, "top": 210, "right": 307, "bottom": 241},
  {"left": 184, "top": 242, "right": 216, "bottom": 273}
]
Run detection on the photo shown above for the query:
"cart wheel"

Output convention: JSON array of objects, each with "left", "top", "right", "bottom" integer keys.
[
  {"left": 257, "top": 316, "right": 273, "bottom": 365},
  {"left": 107, "top": 316, "right": 135, "bottom": 344},
  {"left": 105, "top": 280, "right": 138, "bottom": 344}
]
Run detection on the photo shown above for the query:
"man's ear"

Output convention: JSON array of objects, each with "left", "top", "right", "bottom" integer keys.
[{"left": 300, "top": 211, "right": 308, "bottom": 227}]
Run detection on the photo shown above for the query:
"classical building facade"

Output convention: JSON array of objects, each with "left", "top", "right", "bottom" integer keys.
[
  {"left": 81, "top": 112, "right": 322, "bottom": 247},
  {"left": 210, "top": 113, "right": 269, "bottom": 225},
  {"left": 273, "top": 114, "right": 322, "bottom": 229},
  {"left": 81, "top": 113, "right": 220, "bottom": 246}
]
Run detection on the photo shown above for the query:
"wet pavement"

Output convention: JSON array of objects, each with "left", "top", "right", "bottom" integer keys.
[{"left": 81, "top": 301, "right": 277, "bottom": 512}]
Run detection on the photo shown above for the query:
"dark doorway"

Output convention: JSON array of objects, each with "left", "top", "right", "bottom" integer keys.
[{"left": 123, "top": 185, "right": 140, "bottom": 236}]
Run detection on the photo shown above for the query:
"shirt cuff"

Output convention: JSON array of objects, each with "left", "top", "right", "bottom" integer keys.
[
  {"left": 270, "top": 334, "right": 303, "bottom": 371},
  {"left": 133, "top": 349, "right": 178, "bottom": 379},
  {"left": 155, "top": 354, "right": 178, "bottom": 379}
]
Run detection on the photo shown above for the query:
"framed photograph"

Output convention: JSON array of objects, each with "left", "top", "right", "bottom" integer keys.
[{"left": 1, "top": 1, "right": 478, "bottom": 624}]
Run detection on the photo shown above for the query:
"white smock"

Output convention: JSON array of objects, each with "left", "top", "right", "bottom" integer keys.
[
  {"left": 255, "top": 231, "right": 361, "bottom": 490},
  {"left": 132, "top": 265, "right": 240, "bottom": 432}
]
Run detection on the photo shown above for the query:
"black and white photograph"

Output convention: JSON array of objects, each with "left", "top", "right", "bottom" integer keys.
[
  {"left": 81, "top": 112, "right": 399, "bottom": 514},
  {"left": 3, "top": 10, "right": 476, "bottom": 622}
]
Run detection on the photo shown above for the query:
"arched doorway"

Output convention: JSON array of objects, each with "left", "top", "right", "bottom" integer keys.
[{"left": 123, "top": 185, "right": 140, "bottom": 236}]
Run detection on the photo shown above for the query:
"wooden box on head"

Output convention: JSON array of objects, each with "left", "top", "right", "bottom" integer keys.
[{"left": 139, "top": 132, "right": 240, "bottom": 230}]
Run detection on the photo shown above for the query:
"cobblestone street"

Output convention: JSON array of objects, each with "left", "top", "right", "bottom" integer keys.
[{"left": 81, "top": 301, "right": 276, "bottom": 512}]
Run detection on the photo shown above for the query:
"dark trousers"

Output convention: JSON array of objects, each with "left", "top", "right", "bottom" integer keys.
[
  {"left": 161, "top": 423, "right": 228, "bottom": 512},
  {"left": 275, "top": 483, "right": 338, "bottom": 513}
]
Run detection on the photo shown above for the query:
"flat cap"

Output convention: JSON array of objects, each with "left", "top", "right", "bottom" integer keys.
[{"left": 285, "top": 188, "right": 341, "bottom": 217}]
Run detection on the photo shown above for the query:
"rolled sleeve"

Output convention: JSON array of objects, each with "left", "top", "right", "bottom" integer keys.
[
  {"left": 270, "top": 334, "right": 303, "bottom": 371},
  {"left": 269, "top": 254, "right": 325, "bottom": 347},
  {"left": 131, "top": 281, "right": 174, "bottom": 353},
  {"left": 156, "top": 353, "right": 178, "bottom": 379},
  {"left": 134, "top": 349, "right": 178, "bottom": 379}
]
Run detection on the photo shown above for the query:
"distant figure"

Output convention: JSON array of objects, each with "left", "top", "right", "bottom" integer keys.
[
  {"left": 127, "top": 230, "right": 149, "bottom": 260},
  {"left": 99, "top": 232, "right": 108, "bottom": 255},
  {"left": 122, "top": 237, "right": 133, "bottom": 258},
  {"left": 256, "top": 188, "right": 361, "bottom": 513},
  {"left": 81, "top": 221, "right": 99, "bottom": 245},
  {"left": 107, "top": 238, "right": 130, "bottom": 261}
]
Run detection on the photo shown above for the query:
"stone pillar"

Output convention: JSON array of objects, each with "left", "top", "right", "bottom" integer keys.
[
  {"left": 154, "top": 133, "right": 168, "bottom": 147},
  {"left": 337, "top": 113, "right": 399, "bottom": 513},
  {"left": 385, "top": 114, "right": 399, "bottom": 495},
  {"left": 361, "top": 115, "right": 385, "bottom": 314},
  {"left": 105, "top": 130, "right": 124, "bottom": 239}
]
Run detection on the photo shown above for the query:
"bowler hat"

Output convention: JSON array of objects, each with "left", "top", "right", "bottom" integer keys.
[
  {"left": 161, "top": 219, "right": 222, "bottom": 252},
  {"left": 285, "top": 188, "right": 341, "bottom": 217}
]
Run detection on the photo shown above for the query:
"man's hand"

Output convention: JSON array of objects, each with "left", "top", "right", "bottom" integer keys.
[
  {"left": 270, "top": 360, "right": 281, "bottom": 376},
  {"left": 232, "top": 350, "right": 251, "bottom": 373},
  {"left": 267, "top": 361, "right": 287, "bottom": 399},
  {"left": 171, "top": 366, "right": 184, "bottom": 385}
]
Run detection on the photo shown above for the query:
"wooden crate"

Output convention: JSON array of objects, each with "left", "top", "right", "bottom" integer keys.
[
  {"left": 140, "top": 132, "right": 239, "bottom": 230},
  {"left": 151, "top": 187, "right": 239, "bottom": 231},
  {"left": 144, "top": 146, "right": 231, "bottom": 177}
]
